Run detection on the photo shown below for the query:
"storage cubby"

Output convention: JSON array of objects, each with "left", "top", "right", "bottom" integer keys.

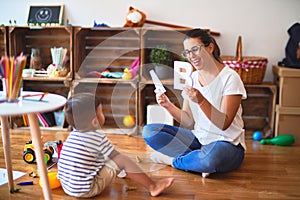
[
  {"left": 140, "top": 28, "right": 189, "bottom": 82},
  {"left": 72, "top": 27, "right": 142, "bottom": 134},
  {"left": 73, "top": 27, "right": 141, "bottom": 79},
  {"left": 242, "top": 84, "right": 276, "bottom": 136},
  {"left": 8, "top": 26, "right": 73, "bottom": 80},
  {"left": 73, "top": 80, "right": 138, "bottom": 135},
  {"left": 138, "top": 82, "right": 183, "bottom": 129},
  {"left": 0, "top": 26, "right": 8, "bottom": 91},
  {"left": 6, "top": 26, "right": 73, "bottom": 129},
  {"left": 0, "top": 26, "right": 8, "bottom": 56}
]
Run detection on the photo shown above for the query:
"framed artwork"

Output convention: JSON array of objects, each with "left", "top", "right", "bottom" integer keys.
[{"left": 27, "top": 5, "right": 64, "bottom": 25}]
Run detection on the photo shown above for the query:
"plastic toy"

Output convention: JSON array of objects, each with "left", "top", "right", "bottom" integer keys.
[
  {"left": 252, "top": 131, "right": 263, "bottom": 141},
  {"left": 23, "top": 140, "right": 62, "bottom": 164},
  {"left": 123, "top": 115, "right": 135, "bottom": 128},
  {"left": 23, "top": 140, "right": 54, "bottom": 164},
  {"left": 39, "top": 171, "right": 61, "bottom": 189},
  {"left": 260, "top": 134, "right": 295, "bottom": 146},
  {"left": 122, "top": 68, "right": 132, "bottom": 80},
  {"left": 129, "top": 58, "right": 139, "bottom": 78},
  {"left": 94, "top": 20, "right": 109, "bottom": 27}
]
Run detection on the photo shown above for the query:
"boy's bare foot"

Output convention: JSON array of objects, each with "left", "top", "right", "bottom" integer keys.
[{"left": 149, "top": 177, "right": 174, "bottom": 197}]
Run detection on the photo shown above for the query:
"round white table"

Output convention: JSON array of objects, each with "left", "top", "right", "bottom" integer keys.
[{"left": 0, "top": 91, "right": 66, "bottom": 200}]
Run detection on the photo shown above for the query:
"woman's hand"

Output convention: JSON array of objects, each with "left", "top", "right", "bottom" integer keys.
[
  {"left": 155, "top": 92, "right": 171, "bottom": 108},
  {"left": 184, "top": 86, "right": 204, "bottom": 104}
]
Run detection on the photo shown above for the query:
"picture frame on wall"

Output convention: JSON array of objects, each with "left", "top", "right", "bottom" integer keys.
[{"left": 27, "top": 4, "right": 64, "bottom": 25}]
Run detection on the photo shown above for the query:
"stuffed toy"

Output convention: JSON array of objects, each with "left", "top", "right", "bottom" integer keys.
[
  {"left": 123, "top": 6, "right": 221, "bottom": 36},
  {"left": 123, "top": 6, "right": 146, "bottom": 27}
]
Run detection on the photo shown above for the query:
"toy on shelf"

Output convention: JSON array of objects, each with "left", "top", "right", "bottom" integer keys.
[
  {"left": 123, "top": 6, "right": 220, "bottom": 36},
  {"left": 129, "top": 58, "right": 139, "bottom": 78},
  {"left": 47, "top": 47, "right": 68, "bottom": 77},
  {"left": 122, "top": 68, "right": 132, "bottom": 80},
  {"left": 93, "top": 20, "right": 109, "bottom": 27},
  {"left": 260, "top": 134, "right": 295, "bottom": 146},
  {"left": 123, "top": 6, "right": 146, "bottom": 28}
]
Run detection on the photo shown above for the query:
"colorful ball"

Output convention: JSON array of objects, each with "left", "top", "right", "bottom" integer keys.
[
  {"left": 252, "top": 131, "right": 263, "bottom": 141},
  {"left": 123, "top": 115, "right": 135, "bottom": 128}
]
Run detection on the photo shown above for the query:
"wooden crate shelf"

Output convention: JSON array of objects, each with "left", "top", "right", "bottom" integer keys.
[
  {"left": 2, "top": 26, "right": 278, "bottom": 136},
  {"left": 138, "top": 83, "right": 183, "bottom": 129},
  {"left": 73, "top": 27, "right": 141, "bottom": 78},
  {"left": 242, "top": 83, "right": 276, "bottom": 136},
  {"left": 8, "top": 26, "right": 73, "bottom": 80},
  {"left": 73, "top": 81, "right": 138, "bottom": 135},
  {"left": 0, "top": 26, "right": 8, "bottom": 56},
  {"left": 141, "top": 28, "right": 189, "bottom": 81}
]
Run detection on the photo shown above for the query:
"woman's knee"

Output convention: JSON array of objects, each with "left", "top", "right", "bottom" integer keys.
[{"left": 142, "top": 123, "right": 161, "bottom": 139}]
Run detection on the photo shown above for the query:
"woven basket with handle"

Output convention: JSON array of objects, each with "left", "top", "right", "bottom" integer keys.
[{"left": 221, "top": 36, "right": 268, "bottom": 84}]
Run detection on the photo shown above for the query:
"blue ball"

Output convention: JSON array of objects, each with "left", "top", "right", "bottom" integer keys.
[{"left": 252, "top": 131, "right": 263, "bottom": 141}]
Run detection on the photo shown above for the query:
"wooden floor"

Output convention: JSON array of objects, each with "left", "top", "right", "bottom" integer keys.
[{"left": 1, "top": 129, "right": 300, "bottom": 200}]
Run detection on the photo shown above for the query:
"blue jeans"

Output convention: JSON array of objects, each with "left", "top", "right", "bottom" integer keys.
[{"left": 142, "top": 123, "right": 245, "bottom": 174}]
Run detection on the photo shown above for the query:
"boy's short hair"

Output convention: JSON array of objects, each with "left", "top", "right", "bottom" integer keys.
[{"left": 65, "top": 93, "right": 102, "bottom": 130}]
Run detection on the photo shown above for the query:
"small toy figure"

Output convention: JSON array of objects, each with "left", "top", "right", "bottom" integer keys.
[
  {"left": 129, "top": 58, "right": 139, "bottom": 78},
  {"left": 122, "top": 68, "right": 132, "bottom": 80},
  {"left": 94, "top": 20, "right": 109, "bottom": 27},
  {"left": 123, "top": 6, "right": 146, "bottom": 27}
]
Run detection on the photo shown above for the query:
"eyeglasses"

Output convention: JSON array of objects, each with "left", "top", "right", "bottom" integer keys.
[{"left": 181, "top": 45, "right": 203, "bottom": 58}]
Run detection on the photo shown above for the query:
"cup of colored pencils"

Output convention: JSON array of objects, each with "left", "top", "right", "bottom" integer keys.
[{"left": 0, "top": 53, "right": 27, "bottom": 102}]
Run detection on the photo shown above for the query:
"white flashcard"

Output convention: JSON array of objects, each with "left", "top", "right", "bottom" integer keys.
[
  {"left": 149, "top": 70, "right": 166, "bottom": 94},
  {"left": 173, "top": 61, "right": 193, "bottom": 90}
]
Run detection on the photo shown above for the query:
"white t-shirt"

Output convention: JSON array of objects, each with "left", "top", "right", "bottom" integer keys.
[{"left": 182, "top": 66, "right": 247, "bottom": 150}]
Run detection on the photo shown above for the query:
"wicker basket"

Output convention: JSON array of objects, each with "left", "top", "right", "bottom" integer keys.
[{"left": 221, "top": 36, "right": 268, "bottom": 84}]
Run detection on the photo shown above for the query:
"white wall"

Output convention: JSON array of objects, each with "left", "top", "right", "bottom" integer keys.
[{"left": 1, "top": 0, "right": 299, "bottom": 81}]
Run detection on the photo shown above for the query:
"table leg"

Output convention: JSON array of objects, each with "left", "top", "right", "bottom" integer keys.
[
  {"left": 27, "top": 113, "right": 52, "bottom": 200},
  {"left": 0, "top": 116, "right": 14, "bottom": 192}
]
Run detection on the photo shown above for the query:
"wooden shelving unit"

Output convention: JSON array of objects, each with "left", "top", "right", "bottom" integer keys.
[
  {"left": 242, "top": 83, "right": 277, "bottom": 137},
  {"left": 0, "top": 26, "right": 277, "bottom": 135},
  {"left": 72, "top": 27, "right": 141, "bottom": 134},
  {"left": 0, "top": 26, "right": 8, "bottom": 56},
  {"left": 6, "top": 26, "right": 73, "bottom": 129}
]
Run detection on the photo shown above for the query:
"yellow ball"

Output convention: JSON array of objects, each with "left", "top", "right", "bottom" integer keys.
[
  {"left": 123, "top": 115, "right": 135, "bottom": 127},
  {"left": 39, "top": 171, "right": 61, "bottom": 189}
]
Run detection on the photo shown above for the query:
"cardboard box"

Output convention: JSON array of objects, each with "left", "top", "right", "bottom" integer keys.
[
  {"left": 273, "top": 65, "right": 300, "bottom": 107},
  {"left": 275, "top": 105, "right": 300, "bottom": 144}
]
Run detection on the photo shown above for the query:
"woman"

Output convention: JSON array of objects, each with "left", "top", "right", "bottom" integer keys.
[{"left": 142, "top": 28, "right": 247, "bottom": 178}]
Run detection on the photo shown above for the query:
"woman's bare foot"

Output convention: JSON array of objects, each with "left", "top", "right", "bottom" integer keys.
[
  {"left": 150, "top": 152, "right": 173, "bottom": 165},
  {"left": 149, "top": 177, "right": 174, "bottom": 197}
]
